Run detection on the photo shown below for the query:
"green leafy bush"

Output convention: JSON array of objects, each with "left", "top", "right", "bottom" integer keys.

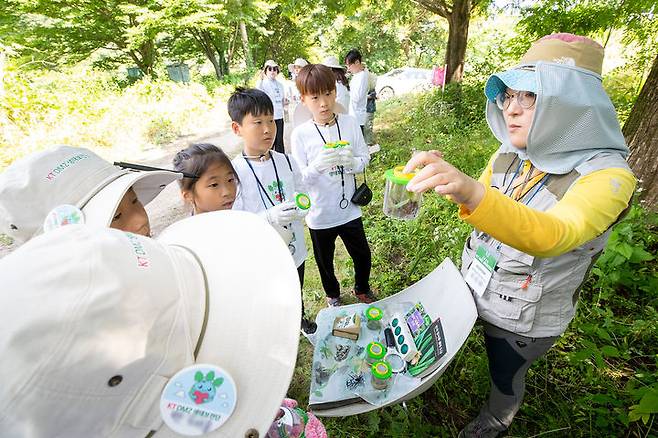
[{"left": 0, "top": 63, "right": 220, "bottom": 170}]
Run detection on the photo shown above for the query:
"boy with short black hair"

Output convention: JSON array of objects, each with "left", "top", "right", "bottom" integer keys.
[
  {"left": 291, "top": 64, "right": 376, "bottom": 307},
  {"left": 228, "top": 87, "right": 317, "bottom": 334},
  {"left": 344, "top": 49, "right": 368, "bottom": 133}
]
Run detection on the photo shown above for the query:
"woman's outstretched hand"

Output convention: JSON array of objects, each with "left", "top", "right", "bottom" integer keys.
[{"left": 403, "top": 150, "right": 485, "bottom": 212}]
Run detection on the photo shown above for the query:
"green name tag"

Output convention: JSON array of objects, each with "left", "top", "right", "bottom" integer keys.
[
  {"left": 475, "top": 245, "right": 497, "bottom": 272},
  {"left": 464, "top": 244, "right": 499, "bottom": 297}
]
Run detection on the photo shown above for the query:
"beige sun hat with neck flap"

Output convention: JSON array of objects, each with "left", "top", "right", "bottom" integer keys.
[{"left": 0, "top": 210, "right": 301, "bottom": 437}]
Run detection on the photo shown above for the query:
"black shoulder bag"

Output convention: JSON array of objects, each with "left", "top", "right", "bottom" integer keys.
[{"left": 351, "top": 169, "right": 372, "bottom": 206}]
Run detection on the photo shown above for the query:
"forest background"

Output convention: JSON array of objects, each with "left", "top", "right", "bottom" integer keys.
[{"left": 1, "top": 0, "right": 657, "bottom": 436}]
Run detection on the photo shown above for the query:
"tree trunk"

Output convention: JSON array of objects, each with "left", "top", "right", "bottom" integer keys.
[
  {"left": 623, "top": 53, "right": 658, "bottom": 210},
  {"left": 239, "top": 21, "right": 253, "bottom": 68},
  {"left": 227, "top": 24, "right": 238, "bottom": 66},
  {"left": 444, "top": 0, "right": 470, "bottom": 83},
  {"left": 201, "top": 31, "right": 223, "bottom": 80},
  {"left": 209, "top": 35, "right": 229, "bottom": 76},
  {"left": 130, "top": 40, "right": 156, "bottom": 77}
]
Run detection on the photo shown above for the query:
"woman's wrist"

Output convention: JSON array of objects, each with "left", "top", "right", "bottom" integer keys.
[{"left": 463, "top": 181, "right": 485, "bottom": 212}]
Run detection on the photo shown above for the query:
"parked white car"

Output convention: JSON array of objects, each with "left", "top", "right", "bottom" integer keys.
[{"left": 375, "top": 67, "right": 433, "bottom": 100}]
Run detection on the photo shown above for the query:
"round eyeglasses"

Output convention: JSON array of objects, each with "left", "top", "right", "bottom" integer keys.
[{"left": 496, "top": 90, "right": 537, "bottom": 110}]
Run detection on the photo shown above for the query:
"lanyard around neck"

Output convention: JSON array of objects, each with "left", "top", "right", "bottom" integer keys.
[
  {"left": 313, "top": 116, "right": 341, "bottom": 143},
  {"left": 501, "top": 159, "right": 549, "bottom": 206},
  {"left": 242, "top": 152, "right": 284, "bottom": 208},
  {"left": 313, "top": 117, "right": 349, "bottom": 209}
]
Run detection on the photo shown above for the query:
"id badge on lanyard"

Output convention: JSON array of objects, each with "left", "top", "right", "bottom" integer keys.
[{"left": 464, "top": 235, "right": 500, "bottom": 297}]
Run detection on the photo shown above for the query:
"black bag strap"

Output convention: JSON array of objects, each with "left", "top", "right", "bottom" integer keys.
[{"left": 353, "top": 165, "right": 367, "bottom": 186}]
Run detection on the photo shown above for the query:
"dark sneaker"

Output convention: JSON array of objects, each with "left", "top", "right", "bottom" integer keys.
[
  {"left": 301, "top": 318, "right": 317, "bottom": 334},
  {"left": 355, "top": 291, "right": 376, "bottom": 304},
  {"left": 458, "top": 412, "right": 507, "bottom": 438},
  {"left": 326, "top": 296, "right": 342, "bottom": 307}
]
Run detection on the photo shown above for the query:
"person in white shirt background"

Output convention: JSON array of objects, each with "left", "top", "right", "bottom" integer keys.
[
  {"left": 322, "top": 55, "right": 350, "bottom": 111},
  {"left": 257, "top": 59, "right": 287, "bottom": 153},
  {"left": 286, "top": 57, "right": 308, "bottom": 125},
  {"left": 344, "top": 49, "right": 368, "bottom": 134}
]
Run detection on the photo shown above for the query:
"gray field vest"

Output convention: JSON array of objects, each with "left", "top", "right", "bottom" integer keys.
[{"left": 461, "top": 151, "right": 630, "bottom": 338}]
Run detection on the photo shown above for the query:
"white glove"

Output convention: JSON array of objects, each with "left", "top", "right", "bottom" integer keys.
[
  {"left": 294, "top": 206, "right": 310, "bottom": 220},
  {"left": 311, "top": 148, "right": 340, "bottom": 173},
  {"left": 262, "top": 201, "right": 297, "bottom": 226},
  {"left": 337, "top": 146, "right": 359, "bottom": 169}
]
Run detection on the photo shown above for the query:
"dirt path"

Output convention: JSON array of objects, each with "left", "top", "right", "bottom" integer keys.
[{"left": 0, "top": 105, "right": 295, "bottom": 257}]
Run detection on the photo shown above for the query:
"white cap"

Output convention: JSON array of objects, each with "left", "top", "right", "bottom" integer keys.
[
  {"left": 321, "top": 56, "right": 344, "bottom": 70},
  {"left": 0, "top": 145, "right": 181, "bottom": 244},
  {"left": 0, "top": 210, "right": 301, "bottom": 437}
]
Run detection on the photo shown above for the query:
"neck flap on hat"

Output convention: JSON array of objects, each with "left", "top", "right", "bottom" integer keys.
[{"left": 486, "top": 62, "right": 629, "bottom": 174}]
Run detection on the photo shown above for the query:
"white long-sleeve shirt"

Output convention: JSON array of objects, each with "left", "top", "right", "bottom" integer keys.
[
  {"left": 291, "top": 113, "right": 369, "bottom": 230},
  {"left": 336, "top": 82, "right": 350, "bottom": 112},
  {"left": 257, "top": 78, "right": 285, "bottom": 120},
  {"left": 348, "top": 70, "right": 368, "bottom": 125},
  {"left": 232, "top": 151, "right": 307, "bottom": 267}
]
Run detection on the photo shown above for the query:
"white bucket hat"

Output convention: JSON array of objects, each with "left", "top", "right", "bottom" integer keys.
[
  {"left": 288, "top": 58, "right": 308, "bottom": 72},
  {"left": 321, "top": 56, "right": 344, "bottom": 70},
  {"left": 263, "top": 59, "right": 279, "bottom": 70},
  {"left": 0, "top": 145, "right": 181, "bottom": 244},
  {"left": 0, "top": 210, "right": 301, "bottom": 437}
]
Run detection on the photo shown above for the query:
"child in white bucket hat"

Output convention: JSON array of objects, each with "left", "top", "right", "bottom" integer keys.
[
  {"left": 0, "top": 145, "right": 181, "bottom": 244},
  {"left": 0, "top": 210, "right": 301, "bottom": 437}
]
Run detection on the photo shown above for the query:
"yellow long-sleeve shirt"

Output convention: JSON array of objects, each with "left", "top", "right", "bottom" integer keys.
[{"left": 459, "top": 154, "right": 636, "bottom": 258}]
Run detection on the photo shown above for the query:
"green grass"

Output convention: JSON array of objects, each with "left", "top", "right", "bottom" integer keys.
[{"left": 292, "top": 84, "right": 658, "bottom": 437}]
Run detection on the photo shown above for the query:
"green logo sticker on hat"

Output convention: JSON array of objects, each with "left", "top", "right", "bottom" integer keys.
[
  {"left": 160, "top": 364, "right": 237, "bottom": 436},
  {"left": 43, "top": 204, "right": 85, "bottom": 233}
]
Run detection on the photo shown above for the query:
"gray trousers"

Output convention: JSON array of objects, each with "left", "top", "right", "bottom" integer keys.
[{"left": 478, "top": 321, "right": 557, "bottom": 430}]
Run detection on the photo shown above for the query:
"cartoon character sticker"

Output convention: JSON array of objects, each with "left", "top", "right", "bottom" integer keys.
[
  {"left": 267, "top": 180, "right": 286, "bottom": 203},
  {"left": 189, "top": 370, "right": 224, "bottom": 405},
  {"left": 43, "top": 204, "right": 85, "bottom": 233},
  {"left": 160, "top": 364, "right": 237, "bottom": 436}
]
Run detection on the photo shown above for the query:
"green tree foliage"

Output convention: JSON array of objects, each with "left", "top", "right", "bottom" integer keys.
[
  {"left": 152, "top": 0, "right": 273, "bottom": 79},
  {"left": 410, "top": 0, "right": 492, "bottom": 83},
  {"left": 0, "top": 0, "right": 161, "bottom": 75},
  {"left": 317, "top": 0, "right": 448, "bottom": 74},
  {"left": 514, "top": 0, "right": 658, "bottom": 61},
  {"left": 250, "top": 5, "right": 313, "bottom": 70}
]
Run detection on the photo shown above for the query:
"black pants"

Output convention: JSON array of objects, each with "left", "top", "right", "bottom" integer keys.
[
  {"left": 309, "top": 217, "right": 371, "bottom": 299},
  {"left": 479, "top": 321, "right": 557, "bottom": 429},
  {"left": 273, "top": 118, "right": 285, "bottom": 153}
]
